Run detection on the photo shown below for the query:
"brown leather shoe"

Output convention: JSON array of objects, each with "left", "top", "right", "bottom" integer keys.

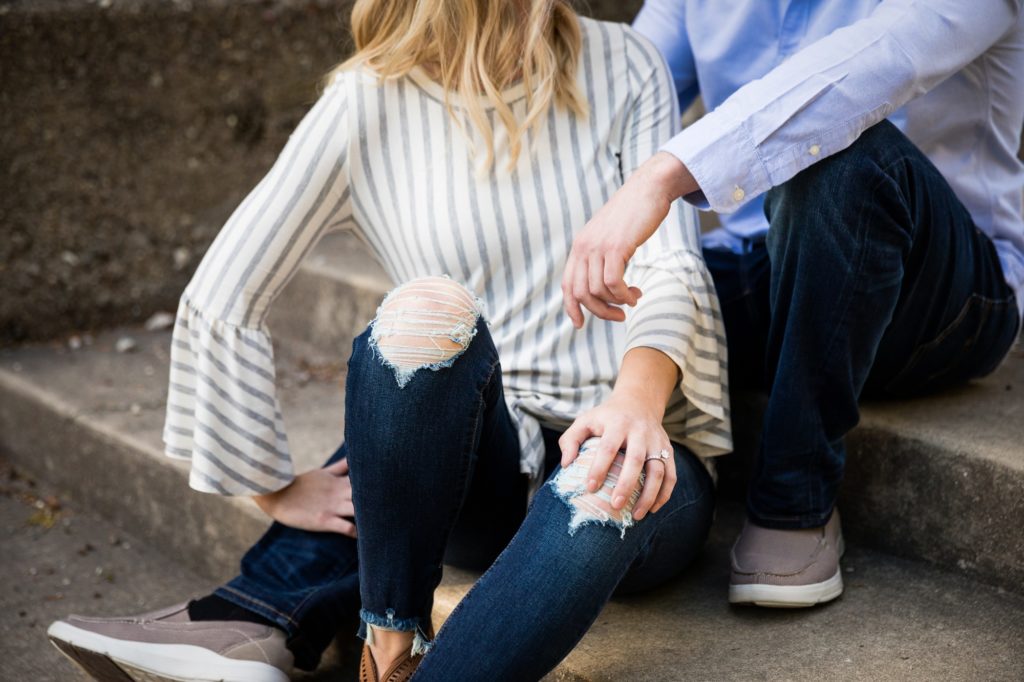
[{"left": 360, "top": 641, "right": 424, "bottom": 682}]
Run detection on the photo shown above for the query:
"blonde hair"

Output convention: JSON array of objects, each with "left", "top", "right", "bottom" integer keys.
[{"left": 328, "top": 0, "right": 587, "bottom": 170}]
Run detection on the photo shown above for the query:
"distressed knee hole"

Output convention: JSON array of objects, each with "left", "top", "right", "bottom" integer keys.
[
  {"left": 369, "top": 276, "right": 482, "bottom": 387},
  {"left": 550, "top": 437, "right": 645, "bottom": 538}
]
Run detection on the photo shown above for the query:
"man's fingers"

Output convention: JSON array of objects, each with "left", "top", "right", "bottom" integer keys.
[
  {"left": 602, "top": 255, "right": 636, "bottom": 306},
  {"left": 581, "top": 294, "right": 626, "bottom": 322},
  {"left": 588, "top": 256, "right": 619, "bottom": 306},
  {"left": 562, "top": 257, "right": 585, "bottom": 328},
  {"left": 565, "top": 255, "right": 631, "bottom": 325},
  {"left": 612, "top": 434, "right": 646, "bottom": 512}
]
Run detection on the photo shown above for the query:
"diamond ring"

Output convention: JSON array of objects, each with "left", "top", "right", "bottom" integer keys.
[{"left": 644, "top": 448, "right": 670, "bottom": 463}]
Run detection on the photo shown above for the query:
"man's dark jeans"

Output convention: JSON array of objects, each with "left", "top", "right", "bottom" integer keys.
[{"left": 706, "top": 120, "right": 1020, "bottom": 530}]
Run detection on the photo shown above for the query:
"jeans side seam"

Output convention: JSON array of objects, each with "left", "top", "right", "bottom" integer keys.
[{"left": 215, "top": 584, "right": 300, "bottom": 630}]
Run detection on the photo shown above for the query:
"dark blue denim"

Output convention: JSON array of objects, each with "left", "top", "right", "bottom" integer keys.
[
  {"left": 216, "top": 317, "right": 715, "bottom": 678},
  {"left": 706, "top": 120, "right": 1020, "bottom": 530}
]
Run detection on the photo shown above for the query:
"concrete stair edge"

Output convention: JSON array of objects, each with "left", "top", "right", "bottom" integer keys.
[{"left": 0, "top": 368, "right": 266, "bottom": 582}]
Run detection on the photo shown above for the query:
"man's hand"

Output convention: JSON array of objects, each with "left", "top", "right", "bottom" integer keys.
[
  {"left": 253, "top": 459, "right": 356, "bottom": 536},
  {"left": 562, "top": 152, "right": 697, "bottom": 327}
]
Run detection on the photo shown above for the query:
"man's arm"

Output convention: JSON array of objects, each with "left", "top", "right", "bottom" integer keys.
[
  {"left": 667, "top": 0, "right": 1021, "bottom": 214},
  {"left": 565, "top": 0, "right": 1021, "bottom": 322}
]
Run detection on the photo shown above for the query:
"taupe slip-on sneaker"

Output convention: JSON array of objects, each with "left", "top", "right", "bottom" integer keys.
[
  {"left": 729, "top": 510, "right": 845, "bottom": 608},
  {"left": 46, "top": 602, "right": 292, "bottom": 682}
]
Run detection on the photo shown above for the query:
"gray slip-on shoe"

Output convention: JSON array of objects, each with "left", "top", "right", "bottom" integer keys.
[
  {"left": 47, "top": 602, "right": 292, "bottom": 682},
  {"left": 729, "top": 509, "right": 845, "bottom": 608}
]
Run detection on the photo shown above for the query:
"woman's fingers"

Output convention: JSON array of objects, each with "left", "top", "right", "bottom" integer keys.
[
  {"left": 611, "top": 433, "right": 646, "bottom": 511},
  {"left": 586, "top": 426, "right": 626, "bottom": 493},
  {"left": 632, "top": 458, "right": 665, "bottom": 521},
  {"left": 322, "top": 516, "right": 357, "bottom": 538},
  {"left": 336, "top": 499, "right": 355, "bottom": 518},
  {"left": 559, "top": 420, "right": 596, "bottom": 467},
  {"left": 324, "top": 458, "right": 349, "bottom": 475},
  {"left": 651, "top": 457, "right": 677, "bottom": 514}
]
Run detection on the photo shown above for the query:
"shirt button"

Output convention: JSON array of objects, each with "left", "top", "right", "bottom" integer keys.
[
  {"left": 732, "top": 187, "right": 746, "bottom": 202},
  {"left": 809, "top": 144, "right": 821, "bottom": 156}
]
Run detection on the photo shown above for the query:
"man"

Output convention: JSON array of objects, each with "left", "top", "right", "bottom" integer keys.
[{"left": 563, "top": 0, "right": 1023, "bottom": 607}]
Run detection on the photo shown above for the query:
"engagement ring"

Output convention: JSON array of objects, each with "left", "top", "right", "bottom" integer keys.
[{"left": 645, "top": 448, "right": 670, "bottom": 463}]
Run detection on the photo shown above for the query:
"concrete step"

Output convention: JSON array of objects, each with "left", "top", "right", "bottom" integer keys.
[
  {"left": 268, "top": 234, "right": 1024, "bottom": 593},
  {"left": 2, "top": 446, "right": 1024, "bottom": 679}
]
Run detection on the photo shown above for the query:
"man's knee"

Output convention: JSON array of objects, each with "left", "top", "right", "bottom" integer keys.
[
  {"left": 765, "top": 119, "right": 910, "bottom": 225},
  {"left": 369, "top": 276, "right": 482, "bottom": 386}
]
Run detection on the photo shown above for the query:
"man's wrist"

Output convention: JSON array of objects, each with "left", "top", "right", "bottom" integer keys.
[{"left": 644, "top": 151, "right": 699, "bottom": 203}]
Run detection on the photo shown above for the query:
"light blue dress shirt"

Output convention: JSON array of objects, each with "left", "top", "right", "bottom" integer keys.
[{"left": 634, "top": 0, "right": 1024, "bottom": 316}]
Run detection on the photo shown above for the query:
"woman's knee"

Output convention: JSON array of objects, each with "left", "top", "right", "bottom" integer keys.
[
  {"left": 549, "top": 438, "right": 647, "bottom": 539},
  {"left": 365, "top": 276, "right": 483, "bottom": 387}
]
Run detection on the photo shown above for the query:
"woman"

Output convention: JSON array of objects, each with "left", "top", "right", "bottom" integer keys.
[{"left": 47, "top": 1, "right": 731, "bottom": 680}]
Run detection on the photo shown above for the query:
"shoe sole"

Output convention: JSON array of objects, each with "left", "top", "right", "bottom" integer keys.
[
  {"left": 47, "top": 621, "right": 289, "bottom": 682},
  {"left": 728, "top": 567, "right": 844, "bottom": 607},
  {"left": 729, "top": 535, "right": 846, "bottom": 608}
]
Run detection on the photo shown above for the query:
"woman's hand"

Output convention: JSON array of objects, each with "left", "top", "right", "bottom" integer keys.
[
  {"left": 253, "top": 459, "right": 357, "bottom": 536},
  {"left": 558, "top": 348, "right": 680, "bottom": 521},
  {"left": 558, "top": 390, "right": 675, "bottom": 522},
  {"left": 562, "top": 152, "right": 696, "bottom": 328}
]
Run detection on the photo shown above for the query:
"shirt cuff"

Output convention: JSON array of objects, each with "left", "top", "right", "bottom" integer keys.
[
  {"left": 661, "top": 113, "right": 772, "bottom": 215},
  {"left": 163, "top": 295, "right": 295, "bottom": 496}
]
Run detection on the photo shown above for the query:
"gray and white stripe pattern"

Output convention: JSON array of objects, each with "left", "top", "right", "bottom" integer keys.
[{"left": 164, "top": 18, "right": 731, "bottom": 495}]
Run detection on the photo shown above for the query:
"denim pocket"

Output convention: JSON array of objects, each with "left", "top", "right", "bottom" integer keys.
[{"left": 884, "top": 293, "right": 1017, "bottom": 397}]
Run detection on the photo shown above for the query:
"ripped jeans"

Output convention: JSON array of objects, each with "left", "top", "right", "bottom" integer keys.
[{"left": 214, "top": 277, "right": 715, "bottom": 680}]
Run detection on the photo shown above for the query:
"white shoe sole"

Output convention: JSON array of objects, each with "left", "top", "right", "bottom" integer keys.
[
  {"left": 729, "top": 534, "right": 846, "bottom": 608},
  {"left": 728, "top": 567, "right": 844, "bottom": 607},
  {"left": 47, "top": 621, "right": 289, "bottom": 682}
]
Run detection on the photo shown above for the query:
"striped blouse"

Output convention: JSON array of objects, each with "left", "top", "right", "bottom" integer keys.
[{"left": 163, "top": 18, "right": 732, "bottom": 496}]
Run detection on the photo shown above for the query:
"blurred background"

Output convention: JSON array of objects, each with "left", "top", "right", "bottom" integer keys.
[{"left": 0, "top": 0, "right": 643, "bottom": 345}]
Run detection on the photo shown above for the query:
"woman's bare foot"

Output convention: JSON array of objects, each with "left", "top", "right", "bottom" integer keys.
[{"left": 368, "top": 628, "right": 415, "bottom": 681}]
